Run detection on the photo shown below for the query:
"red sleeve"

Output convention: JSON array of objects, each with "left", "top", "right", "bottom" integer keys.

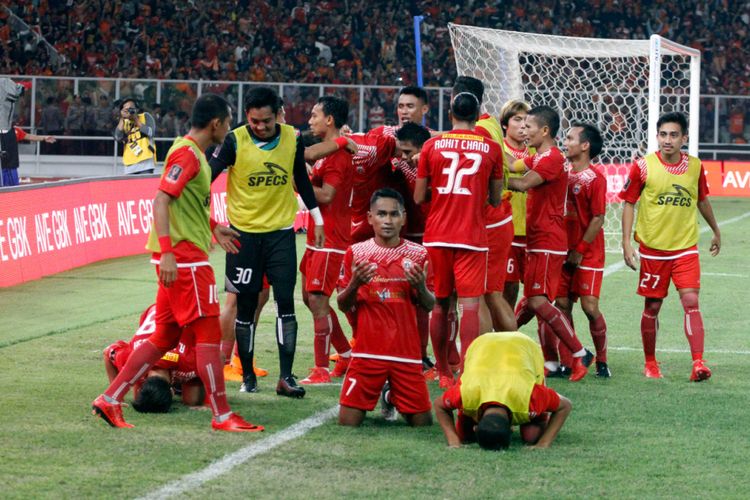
[
  {"left": 416, "top": 142, "right": 432, "bottom": 179},
  {"left": 338, "top": 247, "right": 354, "bottom": 289},
  {"left": 590, "top": 172, "right": 607, "bottom": 216},
  {"left": 379, "top": 134, "right": 396, "bottom": 160},
  {"left": 698, "top": 164, "right": 709, "bottom": 201},
  {"left": 159, "top": 146, "right": 201, "bottom": 198},
  {"left": 321, "top": 152, "right": 348, "bottom": 191},
  {"left": 14, "top": 126, "right": 26, "bottom": 142},
  {"left": 528, "top": 384, "right": 561, "bottom": 415},
  {"left": 619, "top": 161, "right": 644, "bottom": 204},
  {"left": 532, "top": 154, "right": 563, "bottom": 182},
  {"left": 474, "top": 125, "right": 492, "bottom": 139},
  {"left": 490, "top": 144, "right": 503, "bottom": 180},
  {"left": 523, "top": 155, "right": 534, "bottom": 169},
  {"left": 441, "top": 381, "right": 463, "bottom": 410}
]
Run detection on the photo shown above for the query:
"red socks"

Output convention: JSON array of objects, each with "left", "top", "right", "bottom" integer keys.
[
  {"left": 430, "top": 305, "right": 449, "bottom": 375},
  {"left": 313, "top": 315, "right": 332, "bottom": 368},
  {"left": 514, "top": 297, "right": 535, "bottom": 327},
  {"left": 535, "top": 301, "right": 583, "bottom": 354},
  {"left": 105, "top": 340, "right": 165, "bottom": 402},
  {"left": 417, "top": 308, "right": 430, "bottom": 359},
  {"left": 680, "top": 292, "right": 705, "bottom": 360},
  {"left": 641, "top": 299, "right": 662, "bottom": 362},
  {"left": 195, "top": 343, "right": 231, "bottom": 417},
  {"left": 458, "top": 302, "right": 480, "bottom": 364},
  {"left": 329, "top": 310, "right": 351, "bottom": 356},
  {"left": 589, "top": 314, "right": 608, "bottom": 363}
]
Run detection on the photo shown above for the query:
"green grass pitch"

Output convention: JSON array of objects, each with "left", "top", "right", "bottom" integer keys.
[{"left": 1, "top": 197, "right": 748, "bottom": 498}]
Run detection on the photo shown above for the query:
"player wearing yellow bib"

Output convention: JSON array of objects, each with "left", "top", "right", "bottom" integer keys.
[
  {"left": 114, "top": 98, "right": 157, "bottom": 175},
  {"left": 434, "top": 331, "right": 572, "bottom": 449},
  {"left": 621, "top": 112, "right": 721, "bottom": 381}
]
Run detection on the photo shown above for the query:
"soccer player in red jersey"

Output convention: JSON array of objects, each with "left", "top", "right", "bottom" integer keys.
[
  {"left": 508, "top": 106, "right": 594, "bottom": 382},
  {"left": 92, "top": 94, "right": 263, "bottom": 432},
  {"left": 415, "top": 92, "right": 504, "bottom": 388},
  {"left": 546, "top": 123, "right": 610, "bottom": 378},
  {"left": 453, "top": 76, "right": 517, "bottom": 333},
  {"left": 300, "top": 96, "right": 355, "bottom": 385},
  {"left": 103, "top": 304, "right": 204, "bottom": 411},
  {"left": 499, "top": 100, "right": 533, "bottom": 308},
  {"left": 337, "top": 188, "right": 434, "bottom": 427},
  {"left": 621, "top": 112, "right": 720, "bottom": 381}
]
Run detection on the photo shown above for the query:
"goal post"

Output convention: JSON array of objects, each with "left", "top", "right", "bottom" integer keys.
[{"left": 448, "top": 24, "right": 701, "bottom": 252}]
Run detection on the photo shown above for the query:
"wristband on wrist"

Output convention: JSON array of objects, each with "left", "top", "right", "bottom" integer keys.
[
  {"left": 158, "top": 236, "right": 173, "bottom": 254},
  {"left": 309, "top": 207, "right": 324, "bottom": 226},
  {"left": 210, "top": 218, "right": 218, "bottom": 231},
  {"left": 335, "top": 137, "right": 349, "bottom": 150},
  {"left": 575, "top": 240, "right": 590, "bottom": 255}
]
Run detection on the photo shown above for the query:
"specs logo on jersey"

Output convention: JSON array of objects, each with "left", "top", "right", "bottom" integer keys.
[
  {"left": 247, "top": 162, "right": 288, "bottom": 187},
  {"left": 166, "top": 164, "right": 183, "bottom": 183},
  {"left": 656, "top": 183, "right": 692, "bottom": 207},
  {"left": 376, "top": 289, "right": 392, "bottom": 302}
]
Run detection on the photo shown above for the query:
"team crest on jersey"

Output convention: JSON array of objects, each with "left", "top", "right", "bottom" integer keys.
[
  {"left": 402, "top": 258, "right": 413, "bottom": 271},
  {"left": 166, "top": 164, "right": 183, "bottom": 183},
  {"left": 573, "top": 183, "right": 582, "bottom": 195}
]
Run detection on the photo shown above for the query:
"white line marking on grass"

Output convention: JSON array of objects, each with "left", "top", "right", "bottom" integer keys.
[
  {"left": 609, "top": 346, "right": 750, "bottom": 355},
  {"left": 139, "top": 405, "right": 339, "bottom": 500},
  {"left": 702, "top": 272, "right": 747, "bottom": 278}
]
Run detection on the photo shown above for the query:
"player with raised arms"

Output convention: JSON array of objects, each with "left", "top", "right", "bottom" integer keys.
[
  {"left": 507, "top": 106, "right": 595, "bottom": 382},
  {"left": 299, "top": 96, "right": 355, "bottom": 385},
  {"left": 415, "top": 91, "right": 504, "bottom": 388},
  {"left": 337, "top": 188, "right": 434, "bottom": 427},
  {"left": 92, "top": 94, "right": 263, "bottom": 432},
  {"left": 621, "top": 111, "right": 720, "bottom": 381}
]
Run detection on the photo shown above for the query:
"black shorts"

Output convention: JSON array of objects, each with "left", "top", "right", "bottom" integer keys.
[{"left": 225, "top": 227, "right": 296, "bottom": 294}]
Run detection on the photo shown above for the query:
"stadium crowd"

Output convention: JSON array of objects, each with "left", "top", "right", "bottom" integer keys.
[{"left": 2, "top": 0, "right": 748, "bottom": 94}]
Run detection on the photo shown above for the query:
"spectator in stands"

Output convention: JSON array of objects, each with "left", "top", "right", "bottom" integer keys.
[
  {"left": 65, "top": 94, "right": 85, "bottom": 154},
  {"left": 114, "top": 98, "right": 157, "bottom": 175},
  {"left": 94, "top": 95, "right": 114, "bottom": 155},
  {"left": 39, "top": 96, "right": 64, "bottom": 154}
]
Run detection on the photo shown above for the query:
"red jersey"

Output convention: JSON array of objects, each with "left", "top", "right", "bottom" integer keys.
[
  {"left": 417, "top": 129, "right": 504, "bottom": 250},
  {"left": 306, "top": 148, "right": 354, "bottom": 251},
  {"left": 340, "top": 238, "right": 430, "bottom": 364},
  {"left": 566, "top": 165, "right": 607, "bottom": 268},
  {"left": 523, "top": 147, "right": 569, "bottom": 253},
  {"left": 442, "top": 380, "right": 560, "bottom": 419},
  {"left": 474, "top": 121, "right": 512, "bottom": 228},
  {"left": 13, "top": 126, "right": 27, "bottom": 142},
  {"left": 349, "top": 132, "right": 397, "bottom": 221}
]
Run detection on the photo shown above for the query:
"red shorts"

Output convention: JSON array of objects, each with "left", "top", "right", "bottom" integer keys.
[
  {"left": 350, "top": 218, "right": 374, "bottom": 243},
  {"left": 300, "top": 248, "right": 345, "bottom": 296},
  {"left": 155, "top": 263, "right": 219, "bottom": 326},
  {"left": 105, "top": 340, "right": 132, "bottom": 372},
  {"left": 426, "top": 246, "right": 487, "bottom": 299},
  {"left": 485, "top": 221, "right": 514, "bottom": 293},
  {"left": 506, "top": 237, "right": 527, "bottom": 283},
  {"left": 556, "top": 264, "right": 604, "bottom": 300},
  {"left": 523, "top": 251, "right": 566, "bottom": 300},
  {"left": 339, "top": 357, "right": 431, "bottom": 414},
  {"left": 638, "top": 252, "right": 700, "bottom": 299}
]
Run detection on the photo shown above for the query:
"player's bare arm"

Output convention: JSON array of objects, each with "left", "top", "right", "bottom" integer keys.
[
  {"left": 507, "top": 170, "right": 544, "bottom": 192},
  {"left": 304, "top": 138, "right": 357, "bottom": 162},
  {"left": 404, "top": 262, "right": 435, "bottom": 311},
  {"left": 213, "top": 225, "right": 241, "bottom": 255},
  {"left": 568, "top": 214, "right": 605, "bottom": 266},
  {"left": 433, "top": 396, "right": 461, "bottom": 448},
  {"left": 413, "top": 177, "right": 429, "bottom": 204},
  {"left": 531, "top": 395, "right": 572, "bottom": 449},
  {"left": 314, "top": 182, "right": 338, "bottom": 205},
  {"left": 697, "top": 198, "right": 721, "bottom": 256},
  {"left": 337, "top": 261, "right": 377, "bottom": 312},
  {"left": 489, "top": 178, "right": 503, "bottom": 207},
  {"left": 621, "top": 201, "right": 638, "bottom": 270},
  {"left": 153, "top": 190, "right": 177, "bottom": 288}
]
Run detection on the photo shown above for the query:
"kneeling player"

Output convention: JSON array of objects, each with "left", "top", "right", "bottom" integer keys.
[
  {"left": 337, "top": 188, "right": 434, "bottom": 427},
  {"left": 104, "top": 304, "right": 204, "bottom": 411},
  {"left": 433, "top": 331, "right": 572, "bottom": 449}
]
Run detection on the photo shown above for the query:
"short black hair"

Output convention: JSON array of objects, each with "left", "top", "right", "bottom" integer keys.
[
  {"left": 451, "top": 92, "right": 480, "bottom": 122},
  {"left": 370, "top": 187, "right": 404, "bottom": 209},
  {"left": 396, "top": 122, "right": 431, "bottom": 148},
  {"left": 571, "top": 122, "right": 604, "bottom": 159},
  {"left": 657, "top": 111, "right": 688, "bottom": 135},
  {"left": 528, "top": 105, "right": 560, "bottom": 137},
  {"left": 118, "top": 97, "right": 139, "bottom": 111},
  {"left": 244, "top": 86, "right": 280, "bottom": 114},
  {"left": 452, "top": 76, "right": 484, "bottom": 105},
  {"left": 317, "top": 95, "right": 348, "bottom": 129},
  {"left": 399, "top": 85, "right": 428, "bottom": 104},
  {"left": 476, "top": 412, "right": 512, "bottom": 450},
  {"left": 191, "top": 93, "right": 231, "bottom": 129},
  {"left": 132, "top": 376, "right": 172, "bottom": 413}
]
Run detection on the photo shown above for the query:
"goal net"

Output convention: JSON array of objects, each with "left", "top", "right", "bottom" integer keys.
[{"left": 448, "top": 24, "right": 701, "bottom": 253}]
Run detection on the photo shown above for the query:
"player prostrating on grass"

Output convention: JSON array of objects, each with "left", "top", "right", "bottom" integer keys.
[
  {"left": 507, "top": 106, "right": 594, "bottom": 382},
  {"left": 92, "top": 94, "right": 263, "bottom": 432},
  {"left": 299, "top": 96, "right": 355, "bottom": 385},
  {"left": 415, "top": 92, "right": 504, "bottom": 388},
  {"left": 621, "top": 112, "right": 720, "bottom": 381},
  {"left": 337, "top": 188, "right": 434, "bottom": 427},
  {"left": 551, "top": 123, "right": 610, "bottom": 378},
  {"left": 499, "top": 99, "right": 533, "bottom": 308},
  {"left": 433, "top": 331, "right": 572, "bottom": 450}
]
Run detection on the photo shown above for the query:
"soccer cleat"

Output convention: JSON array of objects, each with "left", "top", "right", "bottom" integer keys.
[
  {"left": 569, "top": 350, "right": 595, "bottom": 382},
  {"left": 276, "top": 375, "right": 306, "bottom": 398},
  {"left": 438, "top": 374, "right": 455, "bottom": 389},
  {"left": 423, "top": 367, "right": 438, "bottom": 382},
  {"left": 690, "top": 359, "right": 712, "bottom": 382},
  {"left": 595, "top": 361, "right": 612, "bottom": 378},
  {"left": 422, "top": 357, "right": 435, "bottom": 371},
  {"left": 239, "top": 373, "right": 258, "bottom": 393},
  {"left": 253, "top": 359, "right": 269, "bottom": 378},
  {"left": 212, "top": 413, "right": 264, "bottom": 433},
  {"left": 91, "top": 395, "right": 134, "bottom": 428},
  {"left": 224, "top": 364, "right": 243, "bottom": 382},
  {"left": 300, "top": 367, "right": 332, "bottom": 385},
  {"left": 380, "top": 382, "right": 398, "bottom": 422},
  {"left": 545, "top": 366, "right": 569, "bottom": 378},
  {"left": 330, "top": 356, "right": 350, "bottom": 378},
  {"left": 643, "top": 360, "right": 663, "bottom": 379}
]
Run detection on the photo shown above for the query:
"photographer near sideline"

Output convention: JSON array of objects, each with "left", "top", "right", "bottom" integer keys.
[{"left": 114, "top": 98, "right": 157, "bottom": 175}]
